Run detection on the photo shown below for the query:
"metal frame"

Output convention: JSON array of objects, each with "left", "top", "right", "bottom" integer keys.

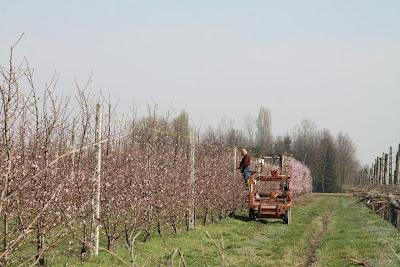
[{"left": 248, "top": 171, "right": 292, "bottom": 223}]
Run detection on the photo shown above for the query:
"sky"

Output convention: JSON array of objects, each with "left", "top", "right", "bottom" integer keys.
[{"left": 0, "top": 0, "right": 399, "bottom": 164}]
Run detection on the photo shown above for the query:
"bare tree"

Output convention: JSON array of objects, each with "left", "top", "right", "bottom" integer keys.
[
  {"left": 256, "top": 106, "right": 273, "bottom": 156},
  {"left": 274, "top": 134, "right": 292, "bottom": 155},
  {"left": 335, "top": 132, "right": 358, "bottom": 191},
  {"left": 0, "top": 33, "right": 26, "bottom": 266},
  {"left": 292, "top": 119, "right": 317, "bottom": 165},
  {"left": 243, "top": 115, "right": 256, "bottom": 148}
]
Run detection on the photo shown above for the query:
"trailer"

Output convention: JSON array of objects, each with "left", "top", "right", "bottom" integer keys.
[{"left": 248, "top": 156, "right": 292, "bottom": 224}]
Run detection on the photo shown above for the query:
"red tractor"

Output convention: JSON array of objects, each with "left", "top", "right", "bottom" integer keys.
[{"left": 248, "top": 156, "right": 292, "bottom": 224}]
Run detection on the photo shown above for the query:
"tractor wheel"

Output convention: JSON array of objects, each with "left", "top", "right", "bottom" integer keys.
[
  {"left": 282, "top": 208, "right": 291, "bottom": 224},
  {"left": 249, "top": 208, "right": 256, "bottom": 221}
]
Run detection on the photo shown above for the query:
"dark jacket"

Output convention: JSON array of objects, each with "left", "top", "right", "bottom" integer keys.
[{"left": 239, "top": 154, "right": 250, "bottom": 171}]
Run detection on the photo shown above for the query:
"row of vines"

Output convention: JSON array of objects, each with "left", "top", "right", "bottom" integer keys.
[
  {"left": 347, "top": 143, "right": 400, "bottom": 232},
  {"left": 356, "top": 144, "right": 400, "bottom": 185},
  {"left": 347, "top": 185, "right": 400, "bottom": 230}
]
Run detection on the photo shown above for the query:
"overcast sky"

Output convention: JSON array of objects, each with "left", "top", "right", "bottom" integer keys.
[{"left": 1, "top": 0, "right": 399, "bottom": 164}]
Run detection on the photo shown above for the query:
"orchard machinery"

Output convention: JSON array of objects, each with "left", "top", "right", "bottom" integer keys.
[{"left": 248, "top": 155, "right": 292, "bottom": 224}]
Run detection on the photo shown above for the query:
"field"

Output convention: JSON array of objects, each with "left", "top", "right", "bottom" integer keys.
[{"left": 39, "top": 194, "right": 400, "bottom": 267}]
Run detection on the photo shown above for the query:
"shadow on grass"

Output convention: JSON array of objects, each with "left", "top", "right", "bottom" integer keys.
[
  {"left": 229, "top": 214, "right": 252, "bottom": 222},
  {"left": 229, "top": 214, "right": 284, "bottom": 225}
]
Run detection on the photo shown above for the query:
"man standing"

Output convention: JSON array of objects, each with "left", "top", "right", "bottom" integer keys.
[{"left": 239, "top": 148, "right": 251, "bottom": 188}]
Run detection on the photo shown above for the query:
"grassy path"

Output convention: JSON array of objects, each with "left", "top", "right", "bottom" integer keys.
[
  {"left": 50, "top": 194, "right": 400, "bottom": 266},
  {"left": 317, "top": 196, "right": 400, "bottom": 266}
]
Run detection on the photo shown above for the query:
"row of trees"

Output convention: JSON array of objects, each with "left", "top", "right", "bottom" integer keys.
[
  {"left": 0, "top": 40, "right": 312, "bottom": 265},
  {"left": 0, "top": 43, "right": 249, "bottom": 265},
  {"left": 217, "top": 108, "right": 360, "bottom": 193}
]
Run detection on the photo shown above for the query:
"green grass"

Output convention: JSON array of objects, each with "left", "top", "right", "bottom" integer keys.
[
  {"left": 13, "top": 195, "right": 400, "bottom": 266},
  {"left": 316, "top": 196, "right": 400, "bottom": 267}
]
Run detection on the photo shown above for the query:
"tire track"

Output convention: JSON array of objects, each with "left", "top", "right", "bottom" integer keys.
[{"left": 305, "top": 206, "right": 336, "bottom": 267}]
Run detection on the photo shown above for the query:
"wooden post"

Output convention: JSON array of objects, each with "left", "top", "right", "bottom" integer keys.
[
  {"left": 188, "top": 128, "right": 196, "bottom": 230},
  {"left": 377, "top": 158, "right": 380, "bottom": 184},
  {"left": 377, "top": 157, "right": 381, "bottom": 184},
  {"left": 370, "top": 164, "right": 374, "bottom": 184},
  {"left": 364, "top": 168, "right": 368, "bottom": 185},
  {"left": 364, "top": 169, "right": 367, "bottom": 185},
  {"left": 395, "top": 144, "right": 400, "bottom": 185},
  {"left": 93, "top": 103, "right": 102, "bottom": 256},
  {"left": 383, "top": 153, "right": 388, "bottom": 185},
  {"left": 376, "top": 158, "right": 379, "bottom": 184},
  {"left": 362, "top": 168, "right": 365, "bottom": 185},
  {"left": 379, "top": 154, "right": 385, "bottom": 184},
  {"left": 379, "top": 153, "right": 385, "bottom": 184},
  {"left": 389, "top": 147, "right": 393, "bottom": 184},
  {"left": 381, "top": 156, "right": 384, "bottom": 184}
]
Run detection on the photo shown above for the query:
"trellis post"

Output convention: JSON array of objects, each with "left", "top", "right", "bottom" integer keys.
[
  {"left": 188, "top": 128, "right": 196, "bottom": 230},
  {"left": 93, "top": 103, "right": 102, "bottom": 256},
  {"left": 395, "top": 144, "right": 400, "bottom": 185},
  {"left": 377, "top": 157, "right": 382, "bottom": 184},
  {"left": 389, "top": 147, "right": 393, "bottom": 184},
  {"left": 383, "top": 153, "right": 388, "bottom": 185}
]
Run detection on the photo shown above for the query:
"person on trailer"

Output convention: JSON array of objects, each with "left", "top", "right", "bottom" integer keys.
[{"left": 238, "top": 148, "right": 251, "bottom": 189}]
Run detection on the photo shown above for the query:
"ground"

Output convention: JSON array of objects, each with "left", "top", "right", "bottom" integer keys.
[{"left": 37, "top": 194, "right": 400, "bottom": 266}]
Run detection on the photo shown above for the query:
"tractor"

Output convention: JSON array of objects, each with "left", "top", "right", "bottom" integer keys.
[{"left": 248, "top": 155, "right": 292, "bottom": 224}]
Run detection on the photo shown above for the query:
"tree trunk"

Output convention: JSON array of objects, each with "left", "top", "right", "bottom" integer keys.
[
  {"left": 203, "top": 207, "right": 208, "bottom": 225},
  {"left": 80, "top": 221, "right": 88, "bottom": 260},
  {"left": 171, "top": 220, "right": 177, "bottom": 234},
  {"left": 157, "top": 222, "right": 162, "bottom": 237},
  {"left": 36, "top": 226, "right": 46, "bottom": 266},
  {"left": 143, "top": 229, "right": 150, "bottom": 242}
]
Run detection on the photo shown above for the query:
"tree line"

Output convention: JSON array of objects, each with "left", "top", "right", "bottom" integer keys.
[{"left": 215, "top": 107, "right": 360, "bottom": 193}]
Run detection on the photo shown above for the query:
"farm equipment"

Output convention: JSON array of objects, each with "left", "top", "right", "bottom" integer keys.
[{"left": 248, "top": 155, "right": 292, "bottom": 224}]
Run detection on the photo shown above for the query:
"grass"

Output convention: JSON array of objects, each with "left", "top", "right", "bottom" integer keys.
[
  {"left": 13, "top": 194, "right": 400, "bottom": 266},
  {"left": 316, "top": 196, "right": 400, "bottom": 267}
]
